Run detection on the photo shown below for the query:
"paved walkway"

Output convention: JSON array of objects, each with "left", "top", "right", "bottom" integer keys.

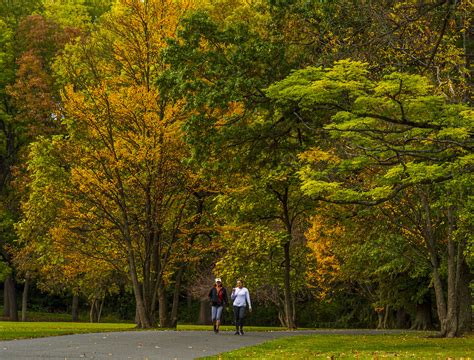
[{"left": 0, "top": 329, "right": 409, "bottom": 360}]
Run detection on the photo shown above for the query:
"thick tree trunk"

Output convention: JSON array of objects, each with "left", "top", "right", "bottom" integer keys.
[
  {"left": 158, "top": 285, "right": 170, "bottom": 327},
  {"left": 128, "top": 250, "right": 152, "bottom": 328},
  {"left": 135, "top": 302, "right": 140, "bottom": 324},
  {"left": 4, "top": 275, "right": 18, "bottom": 321},
  {"left": 411, "top": 302, "right": 434, "bottom": 330},
  {"left": 383, "top": 304, "right": 391, "bottom": 329},
  {"left": 422, "top": 199, "right": 469, "bottom": 337},
  {"left": 187, "top": 292, "right": 192, "bottom": 312},
  {"left": 396, "top": 308, "right": 411, "bottom": 329},
  {"left": 72, "top": 295, "right": 79, "bottom": 321},
  {"left": 198, "top": 297, "right": 211, "bottom": 325},
  {"left": 431, "top": 265, "right": 449, "bottom": 335},
  {"left": 457, "top": 260, "right": 472, "bottom": 333},
  {"left": 21, "top": 277, "right": 29, "bottom": 322}
]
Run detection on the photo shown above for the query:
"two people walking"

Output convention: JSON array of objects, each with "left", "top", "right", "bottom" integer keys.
[{"left": 208, "top": 278, "right": 252, "bottom": 335}]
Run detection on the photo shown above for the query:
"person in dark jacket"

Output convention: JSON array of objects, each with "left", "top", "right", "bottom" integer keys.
[{"left": 208, "top": 278, "right": 229, "bottom": 334}]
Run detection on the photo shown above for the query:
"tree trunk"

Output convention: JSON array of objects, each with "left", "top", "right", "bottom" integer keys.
[
  {"left": 411, "top": 302, "right": 434, "bottom": 330},
  {"left": 158, "top": 284, "right": 170, "bottom": 327},
  {"left": 423, "top": 200, "right": 469, "bottom": 337},
  {"left": 135, "top": 301, "right": 140, "bottom": 324},
  {"left": 97, "top": 297, "right": 105, "bottom": 323},
  {"left": 377, "top": 310, "right": 384, "bottom": 329},
  {"left": 421, "top": 195, "right": 450, "bottom": 336},
  {"left": 21, "top": 277, "right": 29, "bottom": 322},
  {"left": 4, "top": 275, "right": 18, "bottom": 321},
  {"left": 72, "top": 295, "right": 79, "bottom": 321},
  {"left": 277, "top": 311, "right": 286, "bottom": 327},
  {"left": 396, "top": 308, "right": 411, "bottom": 329},
  {"left": 187, "top": 292, "right": 192, "bottom": 312},
  {"left": 198, "top": 297, "right": 210, "bottom": 325},
  {"left": 89, "top": 298, "right": 97, "bottom": 323},
  {"left": 169, "top": 268, "right": 183, "bottom": 328},
  {"left": 383, "top": 305, "right": 390, "bottom": 329},
  {"left": 283, "top": 241, "right": 296, "bottom": 329},
  {"left": 128, "top": 250, "right": 152, "bottom": 328},
  {"left": 444, "top": 207, "right": 459, "bottom": 338},
  {"left": 3, "top": 280, "right": 10, "bottom": 318},
  {"left": 457, "top": 260, "right": 472, "bottom": 334},
  {"left": 276, "top": 185, "right": 296, "bottom": 330}
]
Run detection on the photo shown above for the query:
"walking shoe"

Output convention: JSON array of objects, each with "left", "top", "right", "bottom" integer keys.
[
  {"left": 234, "top": 331, "right": 240, "bottom": 335},
  {"left": 239, "top": 330, "right": 244, "bottom": 335}
]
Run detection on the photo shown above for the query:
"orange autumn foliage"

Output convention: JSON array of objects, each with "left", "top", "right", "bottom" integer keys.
[{"left": 305, "top": 214, "right": 344, "bottom": 299}]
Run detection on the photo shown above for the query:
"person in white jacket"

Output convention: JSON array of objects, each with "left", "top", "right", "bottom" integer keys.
[{"left": 231, "top": 279, "right": 252, "bottom": 335}]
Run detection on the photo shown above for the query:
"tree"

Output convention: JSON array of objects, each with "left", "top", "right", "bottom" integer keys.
[
  {"left": 305, "top": 205, "right": 435, "bottom": 330},
  {"left": 15, "top": 137, "right": 123, "bottom": 322},
  {"left": 165, "top": 5, "right": 319, "bottom": 328},
  {"left": 47, "top": 0, "right": 198, "bottom": 328},
  {"left": 267, "top": 60, "right": 473, "bottom": 336},
  {"left": 0, "top": 1, "right": 71, "bottom": 321}
]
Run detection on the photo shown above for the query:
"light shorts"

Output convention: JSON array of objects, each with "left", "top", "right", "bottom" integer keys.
[{"left": 211, "top": 305, "right": 224, "bottom": 321}]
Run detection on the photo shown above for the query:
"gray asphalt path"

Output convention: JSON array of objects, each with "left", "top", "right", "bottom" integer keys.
[{"left": 0, "top": 329, "right": 411, "bottom": 360}]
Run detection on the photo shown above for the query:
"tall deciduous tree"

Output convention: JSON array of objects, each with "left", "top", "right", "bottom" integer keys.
[
  {"left": 165, "top": 5, "right": 317, "bottom": 328},
  {"left": 47, "top": 0, "right": 197, "bottom": 328},
  {"left": 267, "top": 60, "right": 473, "bottom": 337}
]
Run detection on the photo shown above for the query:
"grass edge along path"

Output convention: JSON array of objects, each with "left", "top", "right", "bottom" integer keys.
[
  {"left": 197, "top": 332, "right": 474, "bottom": 360},
  {"left": 0, "top": 321, "right": 137, "bottom": 340},
  {"left": 0, "top": 322, "right": 290, "bottom": 341}
]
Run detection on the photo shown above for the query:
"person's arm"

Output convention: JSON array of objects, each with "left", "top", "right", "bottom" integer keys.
[
  {"left": 245, "top": 289, "right": 252, "bottom": 310},
  {"left": 231, "top": 288, "right": 236, "bottom": 300},
  {"left": 208, "top": 288, "right": 213, "bottom": 300}
]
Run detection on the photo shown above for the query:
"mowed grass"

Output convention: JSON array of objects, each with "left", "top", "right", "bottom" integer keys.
[
  {"left": 0, "top": 322, "right": 288, "bottom": 341},
  {"left": 199, "top": 333, "right": 474, "bottom": 359},
  {"left": 0, "top": 321, "right": 136, "bottom": 340}
]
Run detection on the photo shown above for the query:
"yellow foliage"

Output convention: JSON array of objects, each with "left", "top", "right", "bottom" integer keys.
[
  {"left": 299, "top": 147, "right": 342, "bottom": 165},
  {"left": 305, "top": 214, "right": 344, "bottom": 299}
]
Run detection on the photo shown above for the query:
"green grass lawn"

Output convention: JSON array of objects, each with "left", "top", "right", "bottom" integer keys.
[
  {"left": 0, "top": 322, "right": 289, "bottom": 341},
  {"left": 198, "top": 333, "right": 474, "bottom": 360},
  {"left": 0, "top": 321, "right": 137, "bottom": 340}
]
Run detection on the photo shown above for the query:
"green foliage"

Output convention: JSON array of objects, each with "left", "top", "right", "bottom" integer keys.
[
  {"left": 267, "top": 60, "right": 473, "bottom": 203},
  {"left": 42, "top": 0, "right": 91, "bottom": 28},
  {"left": 0, "top": 0, "right": 43, "bottom": 26}
]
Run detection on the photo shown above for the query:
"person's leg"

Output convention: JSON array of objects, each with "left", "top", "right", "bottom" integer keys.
[
  {"left": 233, "top": 306, "right": 240, "bottom": 334},
  {"left": 215, "top": 306, "right": 223, "bottom": 332},
  {"left": 211, "top": 306, "right": 217, "bottom": 333},
  {"left": 238, "top": 306, "right": 246, "bottom": 335}
]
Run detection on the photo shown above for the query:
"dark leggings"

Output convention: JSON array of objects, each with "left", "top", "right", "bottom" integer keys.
[{"left": 233, "top": 305, "right": 246, "bottom": 328}]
